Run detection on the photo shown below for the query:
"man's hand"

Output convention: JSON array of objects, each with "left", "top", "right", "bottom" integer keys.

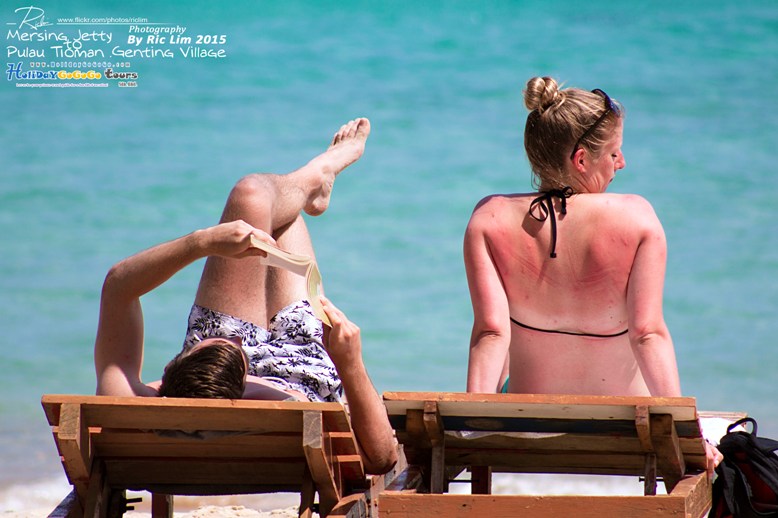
[
  {"left": 320, "top": 296, "right": 362, "bottom": 369},
  {"left": 196, "top": 220, "right": 276, "bottom": 259}
]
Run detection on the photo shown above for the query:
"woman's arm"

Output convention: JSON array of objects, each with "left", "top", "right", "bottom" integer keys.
[
  {"left": 625, "top": 199, "right": 682, "bottom": 397},
  {"left": 94, "top": 221, "right": 274, "bottom": 397},
  {"left": 464, "top": 201, "right": 512, "bottom": 393},
  {"left": 627, "top": 202, "right": 719, "bottom": 472}
]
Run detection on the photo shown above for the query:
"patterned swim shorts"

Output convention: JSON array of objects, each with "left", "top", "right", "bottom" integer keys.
[{"left": 182, "top": 300, "right": 343, "bottom": 403}]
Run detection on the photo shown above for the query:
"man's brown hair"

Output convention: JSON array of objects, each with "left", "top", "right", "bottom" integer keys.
[{"left": 158, "top": 340, "right": 246, "bottom": 399}]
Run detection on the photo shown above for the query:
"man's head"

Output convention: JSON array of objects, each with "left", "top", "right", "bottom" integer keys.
[{"left": 158, "top": 337, "right": 248, "bottom": 399}]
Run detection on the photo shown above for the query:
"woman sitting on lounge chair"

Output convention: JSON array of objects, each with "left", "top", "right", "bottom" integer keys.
[{"left": 463, "top": 76, "right": 721, "bottom": 472}]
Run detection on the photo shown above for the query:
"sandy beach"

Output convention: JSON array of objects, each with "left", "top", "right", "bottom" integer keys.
[
  {"left": 1, "top": 470, "right": 663, "bottom": 517},
  {"left": 0, "top": 477, "right": 306, "bottom": 517},
  {"left": 123, "top": 494, "right": 300, "bottom": 518},
  {"left": 0, "top": 483, "right": 301, "bottom": 518}
]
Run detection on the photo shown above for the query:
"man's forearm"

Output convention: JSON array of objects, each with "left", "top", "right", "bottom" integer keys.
[
  {"left": 338, "top": 363, "right": 398, "bottom": 475},
  {"left": 317, "top": 297, "right": 397, "bottom": 473},
  {"left": 103, "top": 231, "right": 204, "bottom": 302}
]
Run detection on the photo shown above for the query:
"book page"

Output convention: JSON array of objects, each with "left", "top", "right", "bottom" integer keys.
[{"left": 250, "top": 236, "right": 331, "bottom": 326}]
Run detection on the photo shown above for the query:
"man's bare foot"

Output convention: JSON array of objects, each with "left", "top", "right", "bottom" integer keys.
[{"left": 303, "top": 118, "right": 370, "bottom": 216}]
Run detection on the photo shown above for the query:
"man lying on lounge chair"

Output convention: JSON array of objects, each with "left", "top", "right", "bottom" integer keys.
[{"left": 93, "top": 118, "right": 397, "bottom": 475}]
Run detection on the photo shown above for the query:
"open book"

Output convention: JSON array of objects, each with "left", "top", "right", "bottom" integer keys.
[{"left": 250, "top": 236, "right": 331, "bottom": 326}]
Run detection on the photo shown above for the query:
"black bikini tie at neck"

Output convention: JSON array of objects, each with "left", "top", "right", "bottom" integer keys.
[{"left": 529, "top": 186, "right": 575, "bottom": 259}]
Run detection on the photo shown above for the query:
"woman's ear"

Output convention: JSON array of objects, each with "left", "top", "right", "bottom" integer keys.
[{"left": 571, "top": 148, "right": 587, "bottom": 173}]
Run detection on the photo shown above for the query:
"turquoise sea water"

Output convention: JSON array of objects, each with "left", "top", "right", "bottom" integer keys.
[{"left": 2, "top": 0, "right": 777, "bottom": 509}]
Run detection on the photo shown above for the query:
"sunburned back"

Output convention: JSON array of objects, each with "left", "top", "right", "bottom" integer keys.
[
  {"left": 469, "top": 191, "right": 663, "bottom": 395},
  {"left": 490, "top": 193, "right": 638, "bottom": 333}
]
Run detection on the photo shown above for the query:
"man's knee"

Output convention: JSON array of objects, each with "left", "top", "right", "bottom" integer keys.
[
  {"left": 222, "top": 174, "right": 279, "bottom": 221},
  {"left": 230, "top": 174, "right": 276, "bottom": 202}
]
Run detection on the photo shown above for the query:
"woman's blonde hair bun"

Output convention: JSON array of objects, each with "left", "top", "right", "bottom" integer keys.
[{"left": 524, "top": 76, "right": 563, "bottom": 114}]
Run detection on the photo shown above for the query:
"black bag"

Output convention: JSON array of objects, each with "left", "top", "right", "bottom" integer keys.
[{"left": 710, "top": 417, "right": 778, "bottom": 517}]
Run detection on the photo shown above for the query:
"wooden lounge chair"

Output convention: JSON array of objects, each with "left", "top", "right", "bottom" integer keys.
[
  {"left": 379, "top": 392, "right": 721, "bottom": 518},
  {"left": 42, "top": 394, "right": 379, "bottom": 518}
]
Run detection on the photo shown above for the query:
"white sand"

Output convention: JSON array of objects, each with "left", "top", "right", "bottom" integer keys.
[
  {"left": 2, "top": 472, "right": 660, "bottom": 516},
  {"left": 0, "top": 483, "right": 301, "bottom": 518},
  {"left": 122, "top": 493, "right": 300, "bottom": 517}
]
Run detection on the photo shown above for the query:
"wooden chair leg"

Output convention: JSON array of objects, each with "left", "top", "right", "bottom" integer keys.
[
  {"left": 299, "top": 464, "right": 316, "bottom": 518},
  {"left": 643, "top": 454, "right": 657, "bottom": 495},
  {"left": 84, "top": 460, "right": 110, "bottom": 518},
  {"left": 429, "top": 443, "right": 445, "bottom": 493},
  {"left": 423, "top": 401, "right": 445, "bottom": 494},
  {"left": 106, "top": 490, "right": 127, "bottom": 518},
  {"left": 471, "top": 466, "right": 492, "bottom": 495},
  {"left": 303, "top": 410, "right": 341, "bottom": 516},
  {"left": 650, "top": 414, "right": 685, "bottom": 492},
  {"left": 151, "top": 493, "right": 173, "bottom": 518}
]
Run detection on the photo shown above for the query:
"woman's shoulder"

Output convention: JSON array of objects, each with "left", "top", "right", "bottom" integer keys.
[
  {"left": 581, "top": 192, "right": 658, "bottom": 217},
  {"left": 468, "top": 193, "right": 532, "bottom": 228},
  {"left": 468, "top": 191, "right": 662, "bottom": 231},
  {"left": 582, "top": 191, "right": 651, "bottom": 207},
  {"left": 472, "top": 192, "right": 534, "bottom": 213},
  {"left": 579, "top": 193, "right": 664, "bottom": 235},
  {"left": 471, "top": 192, "right": 657, "bottom": 217}
]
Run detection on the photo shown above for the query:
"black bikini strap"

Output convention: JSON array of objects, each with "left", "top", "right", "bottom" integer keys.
[
  {"left": 510, "top": 317, "right": 629, "bottom": 338},
  {"left": 529, "top": 186, "right": 575, "bottom": 259}
]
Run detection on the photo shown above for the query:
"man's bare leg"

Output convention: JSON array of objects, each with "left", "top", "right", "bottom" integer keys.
[
  {"left": 264, "top": 214, "right": 316, "bottom": 319},
  {"left": 194, "top": 118, "right": 370, "bottom": 326}
]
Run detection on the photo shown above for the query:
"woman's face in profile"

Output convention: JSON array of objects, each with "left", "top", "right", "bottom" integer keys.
[{"left": 587, "top": 120, "right": 626, "bottom": 192}]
